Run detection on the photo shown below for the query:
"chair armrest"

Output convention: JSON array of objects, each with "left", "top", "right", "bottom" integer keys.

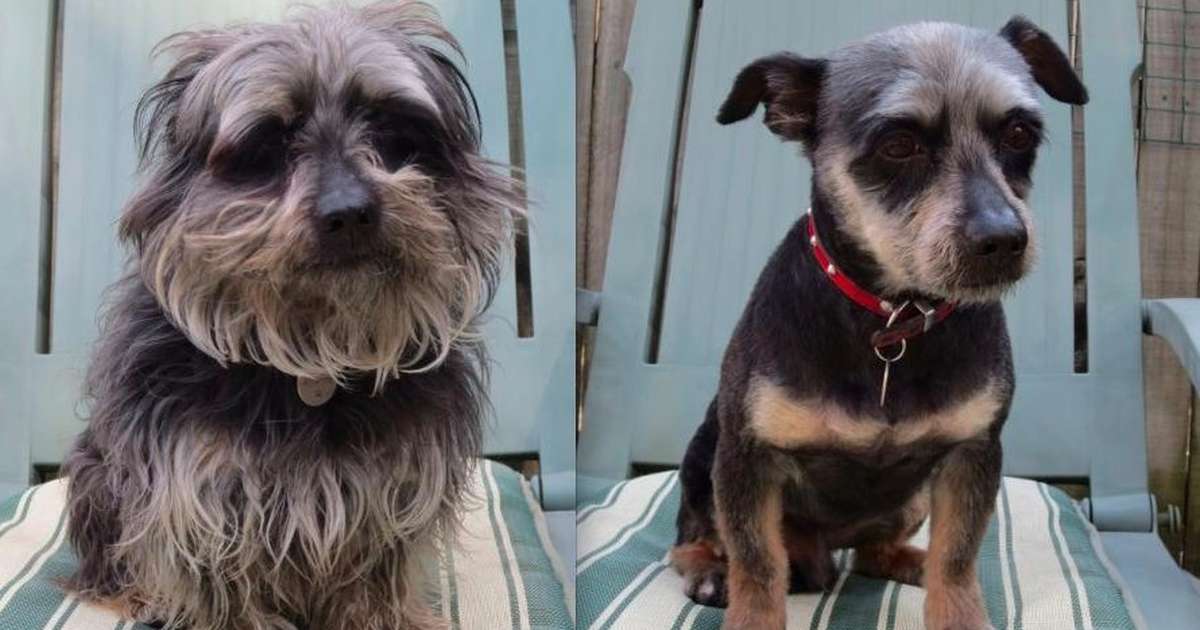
[
  {"left": 1143, "top": 299, "right": 1200, "bottom": 392},
  {"left": 533, "top": 470, "right": 576, "bottom": 511}
]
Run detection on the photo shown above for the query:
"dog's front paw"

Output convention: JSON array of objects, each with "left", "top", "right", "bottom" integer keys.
[
  {"left": 855, "top": 543, "right": 926, "bottom": 586},
  {"left": 923, "top": 582, "right": 993, "bottom": 630},
  {"left": 684, "top": 568, "right": 728, "bottom": 607}
]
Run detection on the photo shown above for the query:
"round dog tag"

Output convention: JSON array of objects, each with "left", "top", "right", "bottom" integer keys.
[{"left": 297, "top": 376, "right": 336, "bottom": 406}]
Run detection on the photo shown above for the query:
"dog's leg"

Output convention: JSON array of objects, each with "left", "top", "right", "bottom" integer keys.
[
  {"left": 923, "top": 438, "right": 1001, "bottom": 630},
  {"left": 853, "top": 490, "right": 929, "bottom": 586},
  {"left": 60, "top": 432, "right": 152, "bottom": 617},
  {"left": 714, "top": 436, "right": 787, "bottom": 630},
  {"left": 785, "top": 530, "right": 837, "bottom": 592},
  {"left": 315, "top": 549, "right": 444, "bottom": 630},
  {"left": 672, "top": 400, "right": 731, "bottom": 606}
]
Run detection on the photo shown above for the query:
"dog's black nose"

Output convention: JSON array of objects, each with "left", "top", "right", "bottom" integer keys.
[
  {"left": 316, "top": 162, "right": 378, "bottom": 237},
  {"left": 967, "top": 220, "right": 1028, "bottom": 258},
  {"left": 963, "top": 177, "right": 1027, "bottom": 260}
]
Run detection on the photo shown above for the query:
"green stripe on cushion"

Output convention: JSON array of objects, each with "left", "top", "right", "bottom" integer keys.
[
  {"left": 1001, "top": 482, "right": 1025, "bottom": 629},
  {"left": 825, "top": 558, "right": 888, "bottom": 630},
  {"left": 809, "top": 552, "right": 849, "bottom": 629},
  {"left": 669, "top": 601, "right": 696, "bottom": 629},
  {"left": 1040, "top": 483, "right": 1086, "bottom": 628},
  {"left": 491, "top": 462, "right": 573, "bottom": 630},
  {"left": 0, "top": 486, "right": 34, "bottom": 525},
  {"left": 442, "top": 538, "right": 462, "bottom": 628},
  {"left": 1044, "top": 485, "right": 1137, "bottom": 629},
  {"left": 577, "top": 481, "right": 627, "bottom": 524},
  {"left": 882, "top": 580, "right": 901, "bottom": 630},
  {"left": 0, "top": 486, "right": 39, "bottom": 542},
  {"left": 692, "top": 606, "right": 723, "bottom": 629},
  {"left": 48, "top": 596, "right": 81, "bottom": 629},
  {"left": 977, "top": 510, "right": 1007, "bottom": 629},
  {"left": 481, "top": 461, "right": 526, "bottom": 629}
]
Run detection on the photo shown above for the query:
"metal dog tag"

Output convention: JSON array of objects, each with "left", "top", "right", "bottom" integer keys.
[
  {"left": 874, "top": 302, "right": 909, "bottom": 407},
  {"left": 875, "top": 341, "right": 906, "bottom": 407},
  {"left": 297, "top": 376, "right": 336, "bottom": 406}
]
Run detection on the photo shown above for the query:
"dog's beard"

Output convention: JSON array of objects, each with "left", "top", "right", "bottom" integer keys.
[{"left": 141, "top": 159, "right": 510, "bottom": 389}]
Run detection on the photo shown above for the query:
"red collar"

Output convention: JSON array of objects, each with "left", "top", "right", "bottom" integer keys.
[{"left": 806, "top": 210, "right": 955, "bottom": 348}]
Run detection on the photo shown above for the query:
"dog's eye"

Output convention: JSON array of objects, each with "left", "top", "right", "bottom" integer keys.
[
  {"left": 1001, "top": 121, "right": 1036, "bottom": 152},
  {"left": 372, "top": 128, "right": 422, "bottom": 171},
  {"left": 878, "top": 132, "right": 924, "bottom": 162},
  {"left": 217, "top": 122, "right": 288, "bottom": 184},
  {"left": 365, "top": 109, "right": 444, "bottom": 173}
]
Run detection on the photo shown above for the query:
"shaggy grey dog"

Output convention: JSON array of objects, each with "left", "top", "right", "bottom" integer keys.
[{"left": 60, "top": 3, "right": 519, "bottom": 628}]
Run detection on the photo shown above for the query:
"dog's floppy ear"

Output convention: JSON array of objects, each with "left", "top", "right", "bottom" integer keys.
[
  {"left": 716, "top": 53, "right": 827, "bottom": 143},
  {"left": 999, "top": 15, "right": 1088, "bottom": 105}
]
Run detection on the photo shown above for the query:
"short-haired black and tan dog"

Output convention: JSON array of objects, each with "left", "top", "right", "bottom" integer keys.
[
  {"left": 60, "top": 3, "right": 519, "bottom": 629},
  {"left": 671, "top": 17, "right": 1087, "bottom": 630}
]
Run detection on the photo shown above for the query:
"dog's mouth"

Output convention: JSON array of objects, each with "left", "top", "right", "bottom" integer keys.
[
  {"left": 937, "top": 265, "right": 1027, "bottom": 302},
  {"left": 296, "top": 251, "right": 405, "bottom": 276}
]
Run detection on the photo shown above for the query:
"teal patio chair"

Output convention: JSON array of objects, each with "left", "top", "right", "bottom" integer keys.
[
  {"left": 577, "top": 1, "right": 1200, "bottom": 628},
  {"left": 0, "top": 1, "right": 574, "bottom": 627}
]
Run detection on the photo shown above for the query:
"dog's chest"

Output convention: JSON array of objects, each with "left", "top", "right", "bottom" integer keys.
[{"left": 745, "top": 376, "right": 1001, "bottom": 452}]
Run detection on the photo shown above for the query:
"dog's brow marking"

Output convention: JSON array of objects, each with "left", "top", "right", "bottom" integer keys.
[
  {"left": 745, "top": 377, "right": 1000, "bottom": 449},
  {"left": 359, "top": 53, "right": 440, "bottom": 116}
]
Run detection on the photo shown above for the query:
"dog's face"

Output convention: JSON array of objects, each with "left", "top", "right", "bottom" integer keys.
[
  {"left": 122, "top": 1, "right": 518, "bottom": 387},
  {"left": 718, "top": 16, "right": 1087, "bottom": 303}
]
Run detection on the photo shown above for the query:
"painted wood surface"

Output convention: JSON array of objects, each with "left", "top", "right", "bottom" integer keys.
[
  {"left": 0, "top": 1, "right": 575, "bottom": 505},
  {"left": 0, "top": 2, "right": 55, "bottom": 494}
]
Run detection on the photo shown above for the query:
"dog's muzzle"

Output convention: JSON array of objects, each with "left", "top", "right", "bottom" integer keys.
[{"left": 958, "top": 174, "right": 1028, "bottom": 285}]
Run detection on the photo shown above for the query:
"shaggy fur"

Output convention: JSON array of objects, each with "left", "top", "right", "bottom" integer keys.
[{"left": 60, "top": 3, "right": 519, "bottom": 629}]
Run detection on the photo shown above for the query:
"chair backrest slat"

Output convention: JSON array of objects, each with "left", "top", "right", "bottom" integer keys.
[{"left": 0, "top": 2, "right": 56, "bottom": 491}]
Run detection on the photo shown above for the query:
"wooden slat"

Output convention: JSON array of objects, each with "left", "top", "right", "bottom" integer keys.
[
  {"left": 0, "top": 2, "right": 56, "bottom": 486},
  {"left": 578, "top": 0, "right": 696, "bottom": 487},
  {"left": 506, "top": 0, "right": 576, "bottom": 502},
  {"left": 576, "top": 0, "right": 595, "bottom": 287},
  {"left": 582, "top": 0, "right": 636, "bottom": 290}
]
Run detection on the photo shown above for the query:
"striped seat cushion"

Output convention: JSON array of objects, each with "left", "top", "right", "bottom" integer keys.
[
  {"left": 577, "top": 471, "right": 1142, "bottom": 630},
  {"left": 0, "top": 460, "right": 573, "bottom": 630}
]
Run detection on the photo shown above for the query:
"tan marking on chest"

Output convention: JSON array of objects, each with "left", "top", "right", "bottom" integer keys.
[{"left": 745, "top": 376, "right": 1001, "bottom": 450}]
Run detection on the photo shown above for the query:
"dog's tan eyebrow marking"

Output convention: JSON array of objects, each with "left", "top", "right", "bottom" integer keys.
[
  {"left": 870, "top": 75, "right": 944, "bottom": 125},
  {"left": 869, "top": 62, "right": 1040, "bottom": 129},
  {"left": 351, "top": 53, "right": 440, "bottom": 117}
]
